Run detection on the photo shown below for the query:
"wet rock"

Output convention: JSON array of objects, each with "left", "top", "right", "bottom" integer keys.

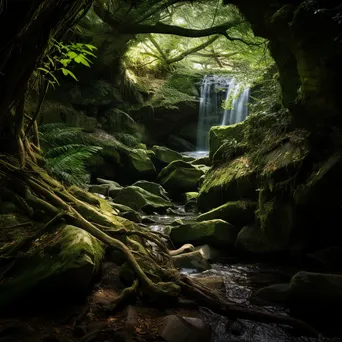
[
  {"left": 180, "top": 192, "right": 199, "bottom": 203},
  {"left": 159, "top": 315, "right": 211, "bottom": 342},
  {"left": 170, "top": 219, "right": 238, "bottom": 248},
  {"left": 167, "top": 134, "right": 196, "bottom": 152},
  {"left": 198, "top": 155, "right": 257, "bottom": 212},
  {"left": 253, "top": 271, "right": 342, "bottom": 314},
  {"left": 209, "top": 122, "right": 245, "bottom": 160},
  {"left": 120, "top": 210, "right": 142, "bottom": 223},
  {"left": 141, "top": 217, "right": 156, "bottom": 224},
  {"left": 97, "top": 178, "right": 121, "bottom": 187},
  {"left": 235, "top": 225, "right": 282, "bottom": 254},
  {"left": 197, "top": 201, "right": 257, "bottom": 228},
  {"left": 88, "top": 184, "right": 119, "bottom": 197},
  {"left": 194, "top": 275, "right": 225, "bottom": 290},
  {"left": 158, "top": 160, "right": 208, "bottom": 197},
  {"left": 114, "top": 186, "right": 173, "bottom": 214},
  {"left": 171, "top": 219, "right": 184, "bottom": 226},
  {"left": 132, "top": 180, "right": 170, "bottom": 200},
  {"left": 195, "top": 244, "right": 220, "bottom": 262},
  {"left": 152, "top": 145, "right": 184, "bottom": 170},
  {"left": 0, "top": 225, "right": 105, "bottom": 310}
]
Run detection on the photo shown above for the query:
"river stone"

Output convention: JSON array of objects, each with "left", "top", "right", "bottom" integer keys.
[
  {"left": 0, "top": 225, "right": 104, "bottom": 310},
  {"left": 158, "top": 160, "right": 208, "bottom": 197},
  {"left": 253, "top": 272, "right": 342, "bottom": 312},
  {"left": 114, "top": 186, "right": 173, "bottom": 214},
  {"left": 195, "top": 244, "right": 220, "bottom": 262},
  {"left": 170, "top": 219, "right": 238, "bottom": 248},
  {"left": 159, "top": 315, "right": 211, "bottom": 342},
  {"left": 198, "top": 155, "right": 257, "bottom": 212},
  {"left": 197, "top": 201, "right": 257, "bottom": 228},
  {"left": 132, "top": 180, "right": 170, "bottom": 200},
  {"left": 120, "top": 210, "right": 142, "bottom": 223},
  {"left": 172, "top": 250, "right": 211, "bottom": 272}
]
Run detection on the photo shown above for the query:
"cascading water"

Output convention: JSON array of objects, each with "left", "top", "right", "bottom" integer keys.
[
  {"left": 221, "top": 81, "right": 250, "bottom": 125},
  {"left": 196, "top": 75, "right": 250, "bottom": 151}
]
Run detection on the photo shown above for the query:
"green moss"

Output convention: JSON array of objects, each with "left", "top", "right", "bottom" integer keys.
[
  {"left": 209, "top": 123, "right": 246, "bottom": 161},
  {"left": 170, "top": 219, "right": 238, "bottom": 248},
  {"left": 198, "top": 156, "right": 257, "bottom": 212},
  {"left": 0, "top": 225, "right": 105, "bottom": 309},
  {"left": 197, "top": 200, "right": 257, "bottom": 228},
  {"left": 114, "top": 185, "right": 173, "bottom": 214}
]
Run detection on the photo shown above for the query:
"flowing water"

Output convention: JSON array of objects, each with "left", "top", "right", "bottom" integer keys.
[
  {"left": 196, "top": 75, "right": 250, "bottom": 151},
  {"left": 143, "top": 209, "right": 341, "bottom": 342}
]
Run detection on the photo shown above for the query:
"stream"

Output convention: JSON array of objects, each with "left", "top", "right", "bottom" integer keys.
[{"left": 143, "top": 206, "right": 341, "bottom": 342}]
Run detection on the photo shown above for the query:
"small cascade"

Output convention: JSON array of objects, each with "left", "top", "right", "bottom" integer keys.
[
  {"left": 196, "top": 75, "right": 231, "bottom": 151},
  {"left": 196, "top": 75, "right": 250, "bottom": 151},
  {"left": 221, "top": 82, "right": 250, "bottom": 125}
]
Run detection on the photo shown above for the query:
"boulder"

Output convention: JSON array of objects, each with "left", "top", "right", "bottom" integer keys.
[
  {"left": 194, "top": 244, "right": 220, "bottom": 262},
  {"left": 158, "top": 160, "right": 208, "bottom": 197},
  {"left": 159, "top": 315, "right": 211, "bottom": 342},
  {"left": 88, "top": 184, "right": 121, "bottom": 197},
  {"left": 180, "top": 192, "right": 199, "bottom": 203},
  {"left": 192, "top": 275, "right": 225, "bottom": 290},
  {"left": 97, "top": 178, "right": 121, "bottom": 187},
  {"left": 114, "top": 186, "right": 173, "bottom": 214},
  {"left": 209, "top": 122, "right": 245, "bottom": 160},
  {"left": 100, "top": 108, "right": 141, "bottom": 136},
  {"left": 152, "top": 145, "right": 184, "bottom": 171},
  {"left": 170, "top": 219, "right": 238, "bottom": 248},
  {"left": 172, "top": 250, "right": 211, "bottom": 272},
  {"left": 167, "top": 134, "right": 196, "bottom": 152},
  {"left": 253, "top": 272, "right": 342, "bottom": 313},
  {"left": 197, "top": 201, "right": 257, "bottom": 228},
  {"left": 124, "top": 148, "right": 156, "bottom": 182},
  {"left": 235, "top": 225, "right": 284, "bottom": 254},
  {"left": 0, "top": 225, "right": 105, "bottom": 310},
  {"left": 307, "top": 246, "right": 342, "bottom": 270},
  {"left": 132, "top": 180, "right": 170, "bottom": 200},
  {"left": 198, "top": 156, "right": 257, "bottom": 212},
  {"left": 120, "top": 210, "right": 142, "bottom": 223}
]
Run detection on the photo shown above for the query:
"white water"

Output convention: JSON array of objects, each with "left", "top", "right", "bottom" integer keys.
[{"left": 196, "top": 75, "right": 250, "bottom": 151}]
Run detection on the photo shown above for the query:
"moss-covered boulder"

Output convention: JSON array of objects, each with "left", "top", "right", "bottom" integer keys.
[
  {"left": 124, "top": 148, "right": 156, "bottom": 181},
  {"left": 170, "top": 219, "right": 238, "bottom": 248},
  {"left": 0, "top": 225, "right": 105, "bottom": 310},
  {"left": 197, "top": 201, "right": 257, "bottom": 228},
  {"left": 253, "top": 272, "right": 342, "bottom": 313},
  {"left": 198, "top": 156, "right": 257, "bottom": 212},
  {"left": 132, "top": 180, "right": 170, "bottom": 200},
  {"left": 158, "top": 160, "right": 208, "bottom": 197},
  {"left": 151, "top": 145, "right": 184, "bottom": 171},
  {"left": 235, "top": 225, "right": 281, "bottom": 254},
  {"left": 181, "top": 192, "right": 199, "bottom": 203},
  {"left": 114, "top": 186, "right": 173, "bottom": 214},
  {"left": 209, "top": 123, "right": 245, "bottom": 160}
]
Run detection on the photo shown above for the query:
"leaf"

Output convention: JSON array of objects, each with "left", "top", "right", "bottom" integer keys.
[
  {"left": 60, "top": 59, "right": 70, "bottom": 67},
  {"left": 61, "top": 68, "right": 78, "bottom": 81},
  {"left": 67, "top": 51, "right": 78, "bottom": 59},
  {"left": 47, "top": 56, "right": 55, "bottom": 67},
  {"left": 84, "top": 44, "right": 98, "bottom": 51},
  {"left": 82, "top": 50, "right": 97, "bottom": 58},
  {"left": 74, "top": 55, "right": 90, "bottom": 67},
  {"left": 38, "top": 67, "right": 50, "bottom": 74}
]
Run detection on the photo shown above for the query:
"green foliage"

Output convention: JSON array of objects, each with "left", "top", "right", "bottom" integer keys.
[
  {"left": 38, "top": 39, "right": 97, "bottom": 88},
  {"left": 39, "top": 123, "right": 102, "bottom": 187}
]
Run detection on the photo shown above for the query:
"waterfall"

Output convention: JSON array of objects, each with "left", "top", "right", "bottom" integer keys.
[
  {"left": 196, "top": 75, "right": 250, "bottom": 151},
  {"left": 221, "top": 82, "right": 250, "bottom": 125}
]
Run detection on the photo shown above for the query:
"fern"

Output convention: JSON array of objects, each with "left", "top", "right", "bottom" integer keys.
[{"left": 39, "top": 123, "right": 102, "bottom": 187}]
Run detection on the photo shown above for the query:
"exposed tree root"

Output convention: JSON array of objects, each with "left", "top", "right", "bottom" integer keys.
[
  {"left": 106, "top": 279, "right": 139, "bottom": 312},
  {"left": 0, "top": 156, "right": 319, "bottom": 336}
]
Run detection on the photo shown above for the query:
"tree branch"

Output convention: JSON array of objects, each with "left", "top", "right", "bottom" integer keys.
[{"left": 94, "top": 0, "right": 241, "bottom": 38}]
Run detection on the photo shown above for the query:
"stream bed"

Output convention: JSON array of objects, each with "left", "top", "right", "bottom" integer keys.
[{"left": 143, "top": 208, "right": 342, "bottom": 342}]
